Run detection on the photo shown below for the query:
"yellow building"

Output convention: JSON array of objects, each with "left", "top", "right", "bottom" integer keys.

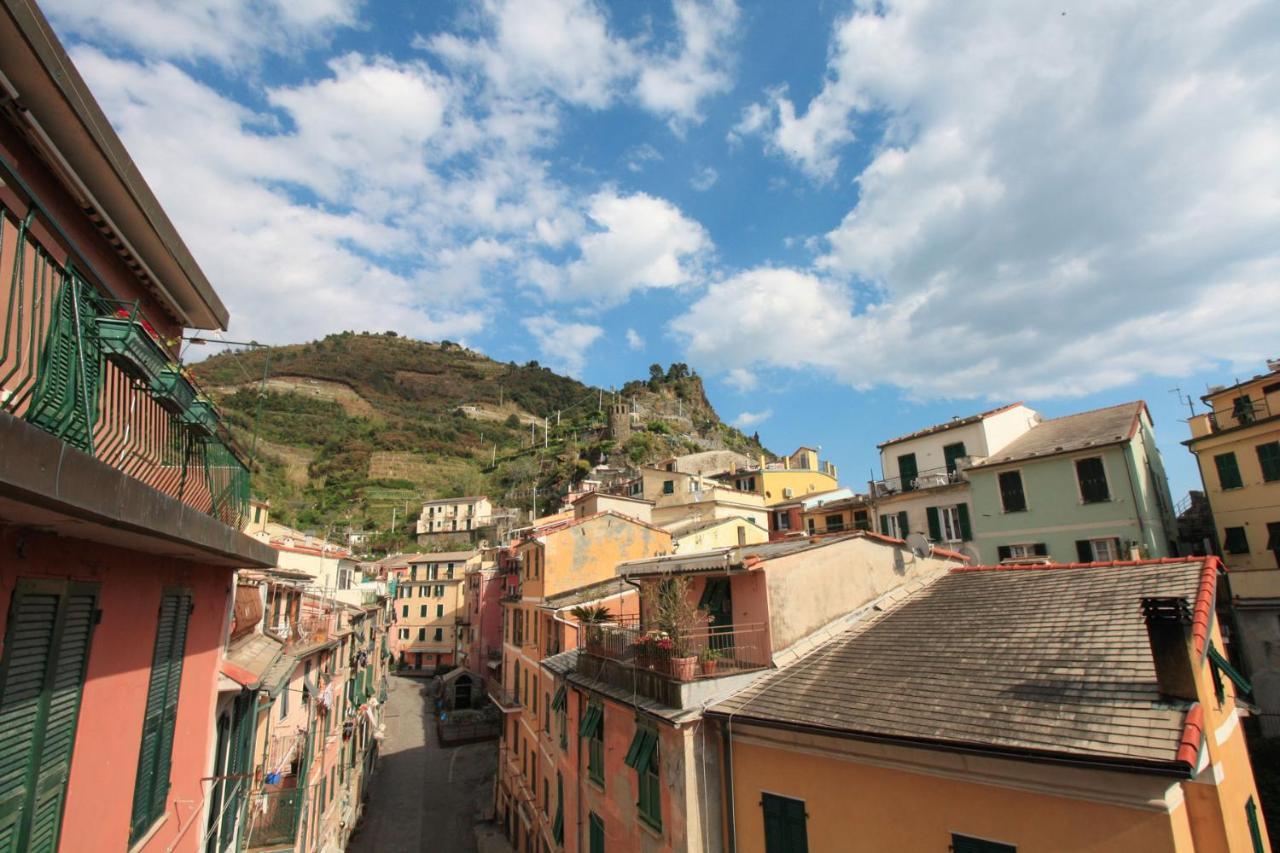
[
  {"left": 491, "top": 512, "right": 672, "bottom": 852},
  {"left": 720, "top": 447, "right": 840, "bottom": 506},
  {"left": 709, "top": 558, "right": 1268, "bottom": 853},
  {"left": 390, "top": 550, "right": 479, "bottom": 671},
  {"left": 670, "top": 516, "right": 769, "bottom": 552},
  {"left": 1186, "top": 361, "right": 1280, "bottom": 736}
]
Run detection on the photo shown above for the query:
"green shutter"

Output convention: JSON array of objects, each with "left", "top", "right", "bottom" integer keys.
[
  {"left": 1257, "top": 442, "right": 1280, "bottom": 482},
  {"left": 951, "top": 834, "right": 1017, "bottom": 853},
  {"left": 761, "top": 793, "right": 808, "bottom": 853},
  {"left": 897, "top": 511, "right": 909, "bottom": 538},
  {"left": 24, "top": 275, "right": 103, "bottom": 453},
  {"left": 552, "top": 773, "right": 564, "bottom": 843},
  {"left": 1076, "top": 540, "right": 1093, "bottom": 562},
  {"left": 1224, "top": 527, "right": 1250, "bottom": 555},
  {"left": 878, "top": 514, "right": 890, "bottom": 535},
  {"left": 589, "top": 812, "right": 605, "bottom": 853},
  {"left": 1247, "top": 797, "right": 1264, "bottom": 853},
  {"left": 130, "top": 589, "right": 192, "bottom": 842},
  {"left": 943, "top": 442, "right": 966, "bottom": 473},
  {"left": 897, "top": 454, "right": 918, "bottom": 490},
  {"left": 1214, "top": 453, "right": 1243, "bottom": 490},
  {"left": 0, "top": 580, "right": 99, "bottom": 853},
  {"left": 956, "top": 503, "right": 972, "bottom": 541},
  {"left": 926, "top": 507, "right": 942, "bottom": 541}
]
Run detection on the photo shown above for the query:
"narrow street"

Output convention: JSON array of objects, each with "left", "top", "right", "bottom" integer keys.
[{"left": 347, "top": 675, "right": 503, "bottom": 853}]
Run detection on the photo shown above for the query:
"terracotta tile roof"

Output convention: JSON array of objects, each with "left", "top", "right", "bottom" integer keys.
[
  {"left": 221, "top": 632, "right": 283, "bottom": 689},
  {"left": 405, "top": 550, "right": 478, "bottom": 563},
  {"left": 877, "top": 402, "right": 1024, "bottom": 449},
  {"left": 542, "top": 577, "right": 635, "bottom": 610},
  {"left": 967, "top": 401, "right": 1148, "bottom": 470},
  {"left": 709, "top": 558, "right": 1214, "bottom": 774}
]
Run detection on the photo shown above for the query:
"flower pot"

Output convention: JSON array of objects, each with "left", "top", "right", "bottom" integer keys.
[
  {"left": 671, "top": 656, "right": 697, "bottom": 682},
  {"left": 96, "top": 315, "right": 169, "bottom": 384},
  {"left": 152, "top": 367, "right": 197, "bottom": 415},
  {"left": 182, "top": 399, "right": 219, "bottom": 437},
  {"left": 700, "top": 659, "right": 718, "bottom": 676}
]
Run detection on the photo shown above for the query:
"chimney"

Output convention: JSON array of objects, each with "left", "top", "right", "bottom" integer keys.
[{"left": 1141, "top": 597, "right": 1198, "bottom": 701}]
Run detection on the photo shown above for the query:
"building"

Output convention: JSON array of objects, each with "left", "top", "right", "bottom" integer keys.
[
  {"left": 670, "top": 516, "right": 770, "bottom": 553},
  {"left": 460, "top": 559, "right": 505, "bottom": 679},
  {"left": 767, "top": 487, "right": 856, "bottom": 539},
  {"left": 534, "top": 533, "right": 966, "bottom": 853},
  {"left": 869, "top": 403, "right": 1040, "bottom": 549},
  {"left": 1185, "top": 361, "right": 1280, "bottom": 736},
  {"left": 618, "top": 466, "right": 769, "bottom": 531},
  {"left": 653, "top": 450, "right": 755, "bottom": 477},
  {"left": 967, "top": 401, "right": 1178, "bottom": 565},
  {"left": 707, "top": 557, "right": 1268, "bottom": 853},
  {"left": 388, "top": 550, "right": 480, "bottom": 672},
  {"left": 0, "top": 7, "right": 281, "bottom": 851},
  {"left": 490, "top": 512, "right": 673, "bottom": 853},
  {"left": 415, "top": 495, "right": 515, "bottom": 543},
  {"left": 799, "top": 494, "right": 875, "bottom": 536},
  {"left": 226, "top": 574, "right": 388, "bottom": 853},
  {"left": 572, "top": 490, "right": 654, "bottom": 523},
  {"left": 718, "top": 447, "right": 840, "bottom": 507}
]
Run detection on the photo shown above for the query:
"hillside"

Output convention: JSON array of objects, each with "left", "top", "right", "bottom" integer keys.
[{"left": 192, "top": 332, "right": 768, "bottom": 547}]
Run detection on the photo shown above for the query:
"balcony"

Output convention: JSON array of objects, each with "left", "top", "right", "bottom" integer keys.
[
  {"left": 575, "top": 618, "right": 771, "bottom": 708},
  {"left": 0, "top": 206, "right": 250, "bottom": 528},
  {"left": 243, "top": 787, "right": 301, "bottom": 851},
  {"left": 1206, "top": 397, "right": 1276, "bottom": 433},
  {"left": 870, "top": 465, "right": 965, "bottom": 498},
  {"left": 487, "top": 675, "right": 521, "bottom": 712}
]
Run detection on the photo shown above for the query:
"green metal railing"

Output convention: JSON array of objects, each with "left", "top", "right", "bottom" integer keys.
[{"left": 1, "top": 199, "right": 250, "bottom": 527}]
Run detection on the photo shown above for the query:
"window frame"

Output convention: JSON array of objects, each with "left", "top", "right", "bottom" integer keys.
[
  {"left": 1223, "top": 526, "right": 1250, "bottom": 554},
  {"left": 1073, "top": 456, "right": 1111, "bottom": 504},
  {"left": 761, "top": 791, "right": 808, "bottom": 853},
  {"left": 997, "top": 469, "right": 1028, "bottom": 513},
  {"left": 1215, "top": 452, "right": 1244, "bottom": 490},
  {"left": 1257, "top": 441, "right": 1280, "bottom": 483}
]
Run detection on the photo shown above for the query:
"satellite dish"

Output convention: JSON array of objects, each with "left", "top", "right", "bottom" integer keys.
[
  {"left": 905, "top": 532, "right": 934, "bottom": 559},
  {"left": 958, "top": 544, "right": 982, "bottom": 564}
]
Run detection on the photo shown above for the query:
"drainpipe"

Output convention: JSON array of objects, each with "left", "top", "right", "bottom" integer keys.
[
  {"left": 1121, "top": 448, "right": 1150, "bottom": 556},
  {"left": 576, "top": 689, "right": 586, "bottom": 853},
  {"left": 719, "top": 720, "right": 737, "bottom": 853}
]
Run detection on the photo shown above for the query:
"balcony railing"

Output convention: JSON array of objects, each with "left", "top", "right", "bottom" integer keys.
[
  {"left": 579, "top": 620, "right": 770, "bottom": 680},
  {"left": 487, "top": 675, "right": 521, "bottom": 711},
  {"left": 243, "top": 787, "right": 301, "bottom": 850},
  {"left": 0, "top": 201, "right": 250, "bottom": 527},
  {"left": 1207, "top": 398, "right": 1275, "bottom": 432},
  {"left": 870, "top": 466, "right": 964, "bottom": 498}
]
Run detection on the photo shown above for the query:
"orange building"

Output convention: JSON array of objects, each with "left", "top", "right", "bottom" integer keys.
[
  {"left": 708, "top": 558, "right": 1269, "bottom": 853},
  {"left": 388, "top": 550, "right": 480, "bottom": 672},
  {"left": 491, "top": 511, "right": 672, "bottom": 853}
]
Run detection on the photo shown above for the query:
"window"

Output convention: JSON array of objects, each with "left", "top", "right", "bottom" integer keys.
[
  {"left": 1076, "top": 538, "right": 1120, "bottom": 562},
  {"left": 943, "top": 441, "right": 967, "bottom": 473},
  {"left": 1215, "top": 452, "right": 1244, "bottom": 490},
  {"left": 1074, "top": 457, "right": 1110, "bottom": 503},
  {"left": 878, "top": 512, "right": 908, "bottom": 538},
  {"left": 589, "top": 812, "right": 605, "bottom": 853},
  {"left": 853, "top": 509, "right": 870, "bottom": 531},
  {"left": 998, "top": 543, "right": 1047, "bottom": 561},
  {"left": 435, "top": 585, "right": 445, "bottom": 598},
  {"left": 402, "top": 605, "right": 408, "bottom": 618},
  {"left": 761, "top": 793, "right": 808, "bottom": 853},
  {"left": 824, "top": 513, "right": 844, "bottom": 532},
  {"left": 1268, "top": 522, "right": 1280, "bottom": 564},
  {"left": 1257, "top": 442, "right": 1280, "bottom": 482},
  {"left": 0, "top": 579, "right": 100, "bottom": 851},
  {"left": 1233, "top": 395, "right": 1257, "bottom": 425},
  {"left": 775, "top": 510, "right": 792, "bottom": 531},
  {"left": 897, "top": 453, "right": 918, "bottom": 491},
  {"left": 553, "top": 772, "right": 565, "bottom": 844},
  {"left": 1224, "top": 526, "right": 1250, "bottom": 554},
  {"left": 544, "top": 694, "right": 552, "bottom": 733},
  {"left": 418, "top": 628, "right": 426, "bottom": 641},
  {"left": 626, "top": 726, "right": 662, "bottom": 829},
  {"left": 951, "top": 835, "right": 1016, "bottom": 853},
  {"left": 581, "top": 702, "right": 604, "bottom": 785},
  {"left": 928, "top": 504, "right": 970, "bottom": 542},
  {"left": 662, "top": 480, "right": 675, "bottom": 494},
  {"left": 131, "top": 588, "right": 193, "bottom": 842},
  {"left": 1247, "top": 796, "right": 1265, "bottom": 853},
  {"left": 420, "top": 605, "right": 427, "bottom": 618},
  {"left": 398, "top": 628, "right": 409, "bottom": 640},
  {"left": 998, "top": 470, "right": 1027, "bottom": 512},
  {"left": 437, "top": 604, "right": 444, "bottom": 617}
]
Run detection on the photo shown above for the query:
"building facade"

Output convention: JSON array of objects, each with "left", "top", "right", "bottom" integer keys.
[
  {"left": 967, "top": 401, "right": 1178, "bottom": 565},
  {"left": 0, "top": 7, "right": 281, "bottom": 851},
  {"left": 1185, "top": 362, "right": 1280, "bottom": 736},
  {"left": 389, "top": 550, "right": 479, "bottom": 672}
]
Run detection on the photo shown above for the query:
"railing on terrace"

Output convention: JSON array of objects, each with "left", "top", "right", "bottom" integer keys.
[
  {"left": 1207, "top": 397, "right": 1275, "bottom": 432},
  {"left": 870, "top": 466, "right": 965, "bottom": 498},
  {"left": 487, "top": 675, "right": 521, "bottom": 711},
  {"left": 0, "top": 201, "right": 250, "bottom": 527},
  {"left": 579, "top": 620, "right": 771, "bottom": 680},
  {"left": 242, "top": 787, "right": 301, "bottom": 850}
]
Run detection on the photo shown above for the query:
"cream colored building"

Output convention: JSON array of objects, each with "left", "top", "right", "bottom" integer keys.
[
  {"left": 416, "top": 495, "right": 495, "bottom": 537},
  {"left": 618, "top": 466, "right": 770, "bottom": 531},
  {"left": 669, "top": 515, "right": 769, "bottom": 552},
  {"left": 1185, "top": 361, "right": 1280, "bottom": 734},
  {"left": 720, "top": 447, "right": 840, "bottom": 506},
  {"left": 390, "top": 550, "right": 480, "bottom": 671}
]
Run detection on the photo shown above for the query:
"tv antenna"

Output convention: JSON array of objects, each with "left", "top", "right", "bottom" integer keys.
[{"left": 1169, "top": 386, "right": 1197, "bottom": 418}]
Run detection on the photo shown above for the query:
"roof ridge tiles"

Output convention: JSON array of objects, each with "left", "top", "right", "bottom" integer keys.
[{"left": 949, "top": 556, "right": 1209, "bottom": 574}]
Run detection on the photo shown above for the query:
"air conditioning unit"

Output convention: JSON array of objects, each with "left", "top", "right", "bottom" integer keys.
[{"left": 783, "top": 488, "right": 794, "bottom": 498}]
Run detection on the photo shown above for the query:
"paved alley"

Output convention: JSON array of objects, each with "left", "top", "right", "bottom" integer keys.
[{"left": 347, "top": 675, "right": 500, "bottom": 853}]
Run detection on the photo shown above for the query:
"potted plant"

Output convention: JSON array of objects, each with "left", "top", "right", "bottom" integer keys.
[
  {"left": 571, "top": 604, "right": 614, "bottom": 655},
  {"left": 699, "top": 646, "right": 724, "bottom": 676},
  {"left": 643, "top": 577, "right": 706, "bottom": 682}
]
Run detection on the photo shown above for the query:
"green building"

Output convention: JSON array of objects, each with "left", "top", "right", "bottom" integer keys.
[{"left": 966, "top": 401, "right": 1178, "bottom": 564}]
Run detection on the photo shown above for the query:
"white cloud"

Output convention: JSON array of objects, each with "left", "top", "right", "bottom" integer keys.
[
  {"left": 44, "top": 0, "right": 359, "bottom": 65},
  {"left": 625, "top": 143, "right": 664, "bottom": 173},
  {"left": 724, "top": 367, "right": 756, "bottom": 392},
  {"left": 733, "top": 409, "right": 772, "bottom": 428},
  {"left": 537, "top": 190, "right": 711, "bottom": 305},
  {"left": 425, "top": 0, "right": 740, "bottom": 124},
  {"left": 720, "top": 0, "right": 1280, "bottom": 398},
  {"left": 626, "top": 328, "right": 645, "bottom": 350},
  {"left": 522, "top": 316, "right": 605, "bottom": 376},
  {"left": 690, "top": 166, "right": 719, "bottom": 191}
]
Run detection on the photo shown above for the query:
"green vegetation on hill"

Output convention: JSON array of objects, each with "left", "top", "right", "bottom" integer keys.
[{"left": 193, "top": 331, "right": 767, "bottom": 545}]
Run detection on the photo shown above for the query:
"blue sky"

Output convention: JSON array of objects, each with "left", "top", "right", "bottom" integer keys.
[{"left": 43, "top": 0, "right": 1280, "bottom": 501}]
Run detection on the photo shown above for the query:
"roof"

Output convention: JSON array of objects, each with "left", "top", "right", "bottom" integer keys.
[
  {"left": 771, "top": 487, "right": 855, "bottom": 510},
  {"left": 522, "top": 510, "right": 671, "bottom": 542},
  {"left": 877, "top": 403, "right": 1024, "bottom": 450},
  {"left": 421, "top": 495, "right": 488, "bottom": 505},
  {"left": 1198, "top": 367, "right": 1280, "bottom": 403},
  {"left": 669, "top": 516, "right": 765, "bottom": 538},
  {"left": 1, "top": 1, "right": 226, "bottom": 328},
  {"left": 542, "top": 577, "right": 635, "bottom": 610},
  {"left": 710, "top": 558, "right": 1217, "bottom": 775},
  {"left": 542, "top": 649, "right": 697, "bottom": 723},
  {"left": 968, "top": 401, "right": 1148, "bottom": 470},
  {"left": 260, "top": 649, "right": 299, "bottom": 698},
  {"left": 220, "top": 632, "right": 283, "bottom": 689},
  {"left": 406, "top": 550, "right": 478, "bottom": 564}
]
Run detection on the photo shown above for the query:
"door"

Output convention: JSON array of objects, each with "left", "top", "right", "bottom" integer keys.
[
  {"left": 897, "top": 453, "right": 918, "bottom": 491},
  {"left": 0, "top": 579, "right": 100, "bottom": 853}
]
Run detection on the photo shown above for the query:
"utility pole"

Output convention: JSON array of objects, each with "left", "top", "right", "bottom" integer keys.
[
  {"left": 598, "top": 388, "right": 602, "bottom": 412},
  {"left": 492, "top": 444, "right": 497, "bottom": 466},
  {"left": 544, "top": 417, "right": 549, "bottom": 448},
  {"left": 530, "top": 421, "right": 535, "bottom": 447}
]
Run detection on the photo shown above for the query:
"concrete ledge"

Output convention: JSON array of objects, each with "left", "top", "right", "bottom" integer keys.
[{"left": 0, "top": 412, "right": 276, "bottom": 568}]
